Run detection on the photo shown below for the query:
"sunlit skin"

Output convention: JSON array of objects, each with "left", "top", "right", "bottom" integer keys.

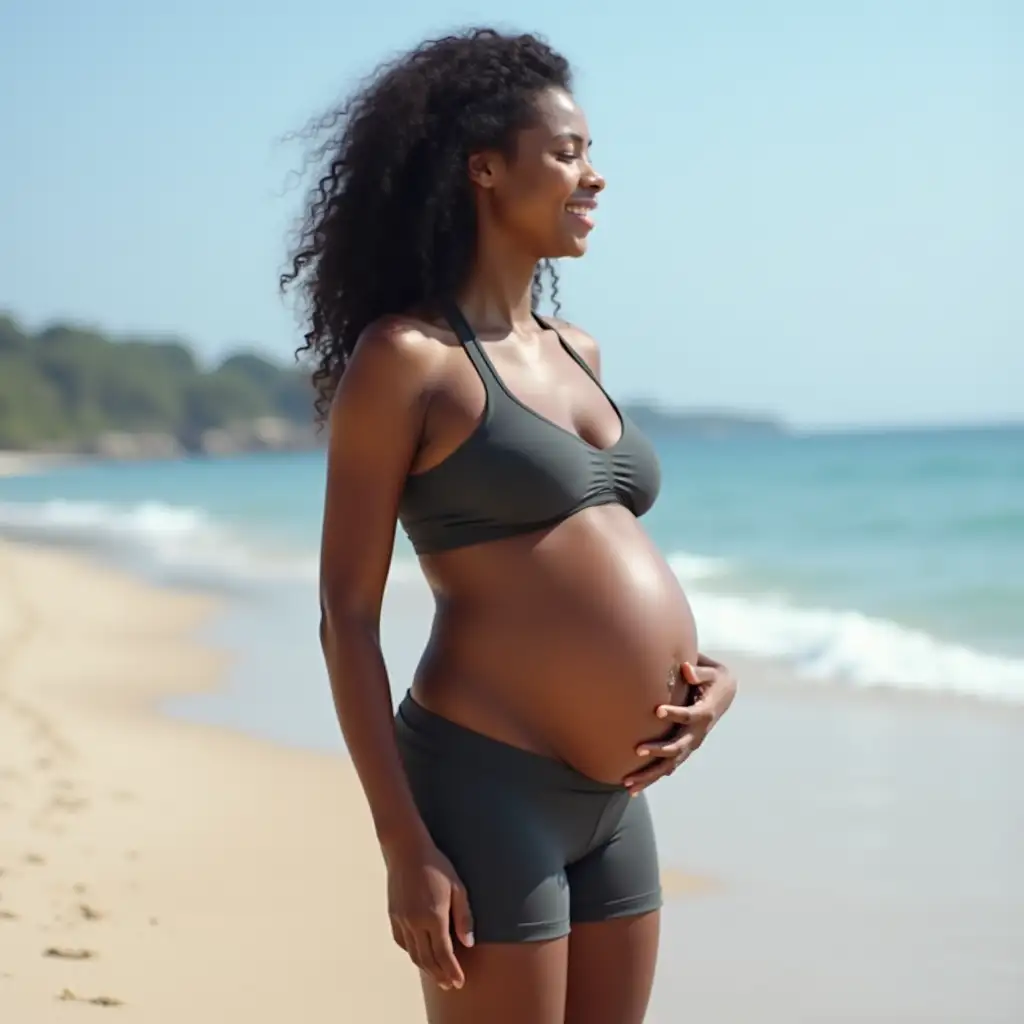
[
  {"left": 320, "top": 82, "right": 737, "bottom": 1024},
  {"left": 403, "top": 88, "right": 710, "bottom": 785}
]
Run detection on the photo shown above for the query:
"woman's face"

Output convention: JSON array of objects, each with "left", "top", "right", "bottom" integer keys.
[{"left": 469, "top": 87, "right": 605, "bottom": 260}]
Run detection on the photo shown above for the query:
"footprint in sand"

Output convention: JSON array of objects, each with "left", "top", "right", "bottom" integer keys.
[
  {"left": 44, "top": 947, "right": 97, "bottom": 960},
  {"left": 0, "top": 909, "right": 18, "bottom": 921},
  {"left": 49, "top": 794, "right": 88, "bottom": 813},
  {"left": 24, "top": 852, "right": 45, "bottom": 865},
  {"left": 78, "top": 903, "right": 103, "bottom": 921}
]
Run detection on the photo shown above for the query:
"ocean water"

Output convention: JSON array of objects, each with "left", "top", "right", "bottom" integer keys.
[{"left": 0, "top": 425, "right": 1022, "bottom": 710}]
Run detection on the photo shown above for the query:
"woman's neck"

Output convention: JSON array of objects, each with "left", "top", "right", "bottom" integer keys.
[{"left": 455, "top": 225, "right": 541, "bottom": 338}]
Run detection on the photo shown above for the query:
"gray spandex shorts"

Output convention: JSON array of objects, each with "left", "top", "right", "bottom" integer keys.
[{"left": 394, "top": 693, "right": 663, "bottom": 944}]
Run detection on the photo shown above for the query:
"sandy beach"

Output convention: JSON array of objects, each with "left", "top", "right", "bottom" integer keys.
[
  {"left": 2, "top": 533, "right": 1022, "bottom": 1022},
  {"left": 0, "top": 538, "right": 428, "bottom": 1020},
  {"left": 0, "top": 539, "right": 712, "bottom": 1020}
]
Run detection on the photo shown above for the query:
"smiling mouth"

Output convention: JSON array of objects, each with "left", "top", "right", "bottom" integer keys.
[{"left": 565, "top": 203, "right": 596, "bottom": 228}]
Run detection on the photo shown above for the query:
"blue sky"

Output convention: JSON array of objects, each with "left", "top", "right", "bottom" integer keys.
[{"left": 1, "top": 0, "right": 1020, "bottom": 429}]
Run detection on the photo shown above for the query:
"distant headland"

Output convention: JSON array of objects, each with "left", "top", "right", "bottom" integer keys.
[
  {"left": 619, "top": 403, "right": 787, "bottom": 439},
  {"left": 0, "top": 312, "right": 786, "bottom": 460}
]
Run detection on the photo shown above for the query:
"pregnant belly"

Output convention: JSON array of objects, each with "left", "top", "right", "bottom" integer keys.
[{"left": 415, "top": 505, "right": 700, "bottom": 783}]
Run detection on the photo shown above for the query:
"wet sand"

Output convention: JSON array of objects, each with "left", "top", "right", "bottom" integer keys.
[{"left": 645, "top": 656, "right": 1024, "bottom": 1022}]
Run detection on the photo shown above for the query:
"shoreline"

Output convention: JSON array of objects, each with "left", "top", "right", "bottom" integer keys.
[
  {"left": 2, "top": 544, "right": 1022, "bottom": 1021},
  {"left": 3, "top": 447, "right": 1022, "bottom": 714}
]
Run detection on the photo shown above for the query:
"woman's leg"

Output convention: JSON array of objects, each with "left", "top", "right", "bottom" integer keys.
[
  {"left": 562, "top": 790, "right": 663, "bottom": 1023},
  {"left": 420, "top": 938, "right": 569, "bottom": 1024},
  {"left": 395, "top": 698, "right": 574, "bottom": 1022},
  {"left": 564, "top": 912, "right": 660, "bottom": 1024}
]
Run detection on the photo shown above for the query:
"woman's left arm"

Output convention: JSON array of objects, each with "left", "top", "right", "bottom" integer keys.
[{"left": 622, "top": 655, "right": 738, "bottom": 794}]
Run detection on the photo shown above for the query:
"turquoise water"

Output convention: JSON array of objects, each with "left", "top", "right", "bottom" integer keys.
[{"left": 1, "top": 425, "right": 1022, "bottom": 703}]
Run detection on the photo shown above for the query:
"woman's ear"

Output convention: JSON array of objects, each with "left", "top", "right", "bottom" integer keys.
[{"left": 467, "top": 151, "right": 502, "bottom": 190}]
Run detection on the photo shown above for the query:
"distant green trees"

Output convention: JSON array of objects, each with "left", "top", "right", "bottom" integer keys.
[
  {"left": 0, "top": 313, "right": 314, "bottom": 451},
  {"left": 0, "top": 310, "right": 790, "bottom": 452}
]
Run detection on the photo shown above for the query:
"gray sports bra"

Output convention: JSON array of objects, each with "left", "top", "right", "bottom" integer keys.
[{"left": 398, "top": 303, "right": 661, "bottom": 554}]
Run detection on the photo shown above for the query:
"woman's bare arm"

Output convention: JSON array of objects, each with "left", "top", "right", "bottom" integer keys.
[{"left": 318, "top": 319, "right": 439, "bottom": 854}]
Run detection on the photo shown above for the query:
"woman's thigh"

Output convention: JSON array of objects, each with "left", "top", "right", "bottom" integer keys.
[
  {"left": 420, "top": 938, "right": 569, "bottom": 1024},
  {"left": 421, "top": 912, "right": 660, "bottom": 1024},
  {"left": 565, "top": 912, "right": 661, "bottom": 1024}
]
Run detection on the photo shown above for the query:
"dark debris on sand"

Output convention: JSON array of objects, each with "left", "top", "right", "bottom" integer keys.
[{"left": 58, "top": 988, "right": 124, "bottom": 1007}]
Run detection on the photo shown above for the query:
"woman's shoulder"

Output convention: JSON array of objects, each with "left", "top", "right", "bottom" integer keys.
[
  {"left": 337, "top": 314, "right": 458, "bottom": 416},
  {"left": 355, "top": 312, "right": 454, "bottom": 354},
  {"left": 350, "top": 313, "right": 462, "bottom": 375}
]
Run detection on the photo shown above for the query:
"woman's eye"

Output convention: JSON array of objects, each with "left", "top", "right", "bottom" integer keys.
[{"left": 556, "top": 152, "right": 577, "bottom": 162}]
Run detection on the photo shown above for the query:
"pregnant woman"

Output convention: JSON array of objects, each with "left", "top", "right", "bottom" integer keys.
[{"left": 282, "top": 28, "right": 737, "bottom": 1024}]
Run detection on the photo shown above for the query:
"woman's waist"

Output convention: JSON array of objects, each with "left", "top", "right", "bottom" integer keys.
[
  {"left": 412, "top": 631, "right": 695, "bottom": 783},
  {"left": 413, "top": 521, "right": 700, "bottom": 780},
  {"left": 395, "top": 692, "right": 625, "bottom": 795}
]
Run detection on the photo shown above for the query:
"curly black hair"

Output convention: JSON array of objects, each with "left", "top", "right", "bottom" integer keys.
[{"left": 279, "top": 28, "right": 572, "bottom": 421}]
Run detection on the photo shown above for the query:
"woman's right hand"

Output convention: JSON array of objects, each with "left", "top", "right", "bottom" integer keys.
[{"left": 384, "top": 836, "right": 475, "bottom": 991}]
